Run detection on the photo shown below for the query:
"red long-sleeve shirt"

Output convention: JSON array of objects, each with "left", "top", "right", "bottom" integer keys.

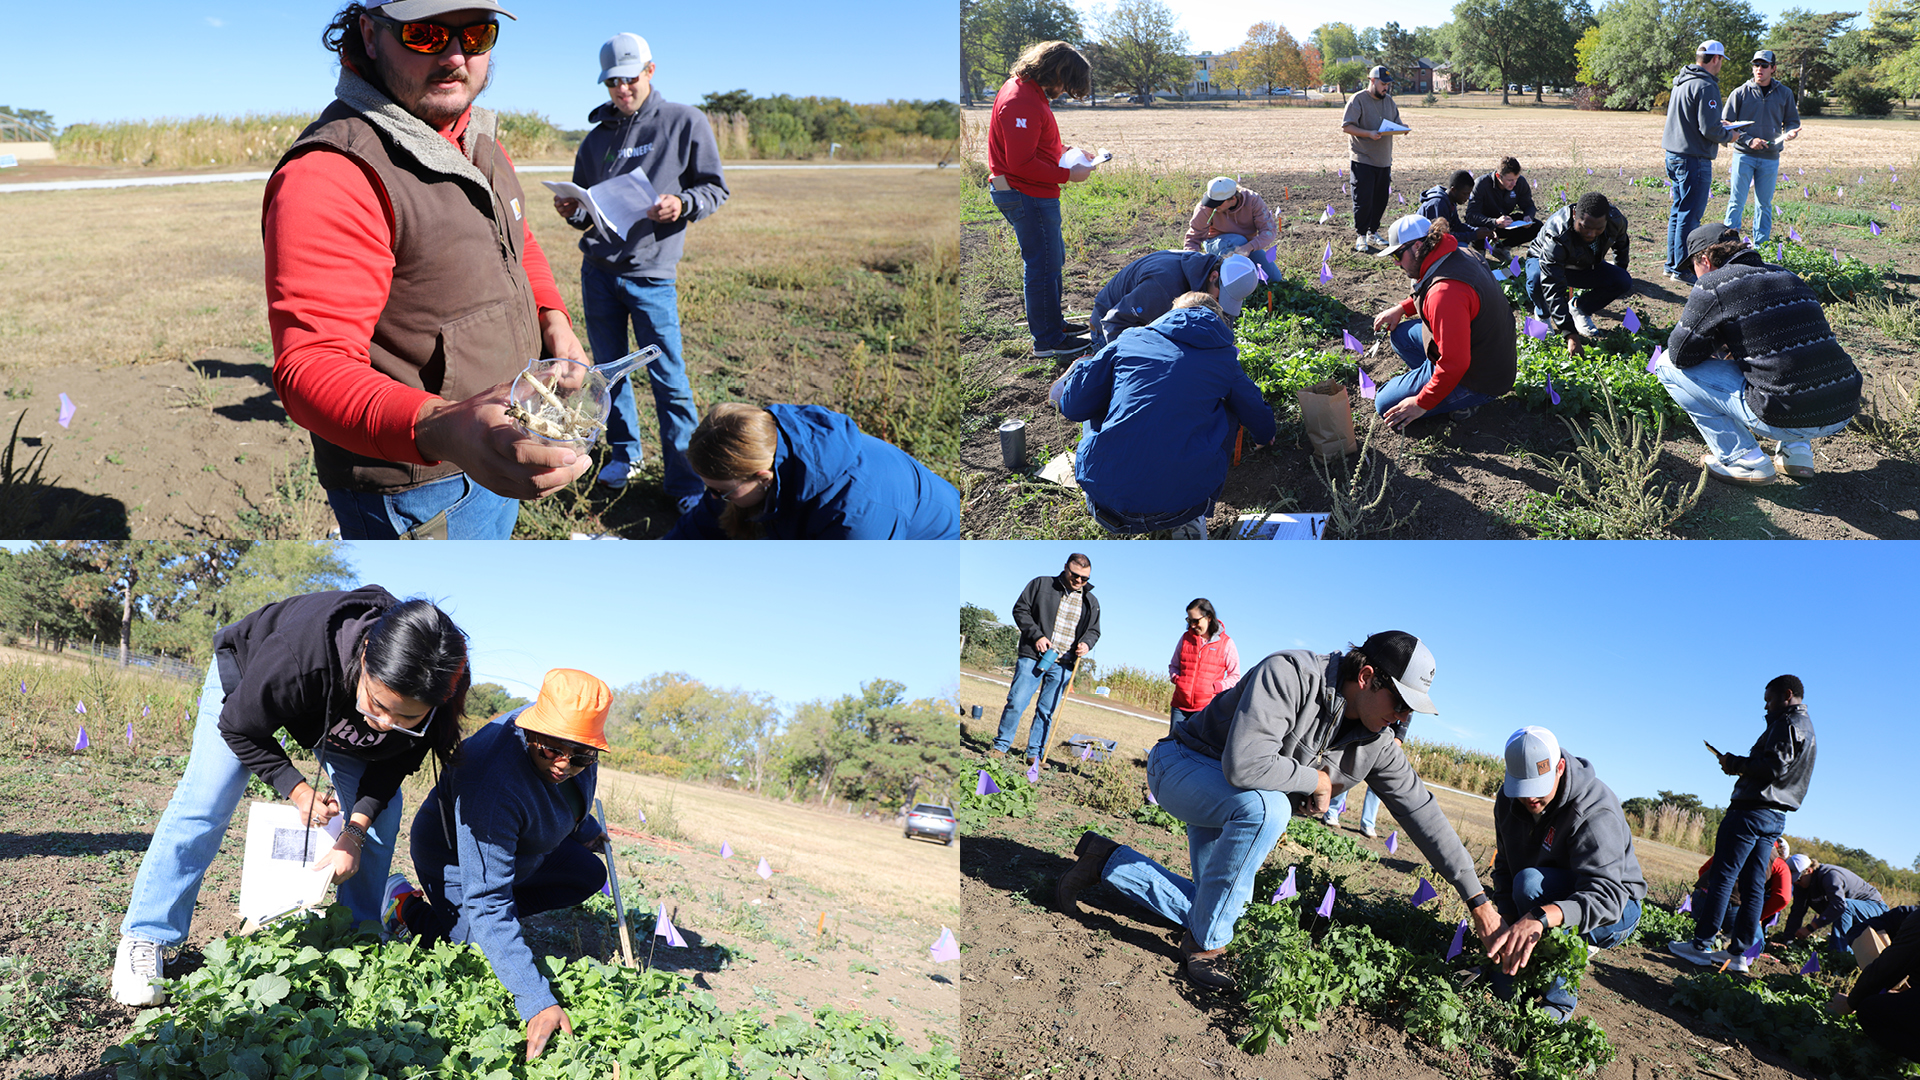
[
  {"left": 1697, "top": 855, "right": 1794, "bottom": 925},
  {"left": 987, "top": 77, "right": 1070, "bottom": 199},
  {"left": 262, "top": 108, "right": 569, "bottom": 467},
  {"left": 1389, "top": 234, "right": 1479, "bottom": 410}
]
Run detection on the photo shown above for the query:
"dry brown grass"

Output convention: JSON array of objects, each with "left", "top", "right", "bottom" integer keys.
[
  {"left": 1, "top": 167, "right": 957, "bottom": 373},
  {"left": 963, "top": 97, "right": 1920, "bottom": 176},
  {"left": 959, "top": 671, "right": 1169, "bottom": 764}
]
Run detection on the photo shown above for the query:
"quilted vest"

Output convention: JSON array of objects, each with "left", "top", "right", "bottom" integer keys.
[
  {"left": 1171, "top": 630, "right": 1232, "bottom": 712},
  {"left": 274, "top": 94, "right": 541, "bottom": 493},
  {"left": 1412, "top": 246, "right": 1517, "bottom": 398}
]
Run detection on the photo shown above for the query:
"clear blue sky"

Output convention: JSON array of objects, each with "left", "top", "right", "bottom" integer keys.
[
  {"left": 342, "top": 542, "right": 958, "bottom": 709},
  {"left": 961, "top": 542, "right": 1919, "bottom": 872},
  {"left": 1096, "top": 1, "right": 1869, "bottom": 57},
  {"left": 1, "top": 0, "right": 958, "bottom": 129}
]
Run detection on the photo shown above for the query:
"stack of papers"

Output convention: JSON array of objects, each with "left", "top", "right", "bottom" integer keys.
[
  {"left": 1059, "top": 148, "right": 1114, "bottom": 168},
  {"left": 1237, "top": 512, "right": 1330, "bottom": 539},
  {"left": 543, "top": 170, "right": 661, "bottom": 241},
  {"left": 237, "top": 801, "right": 340, "bottom": 925}
]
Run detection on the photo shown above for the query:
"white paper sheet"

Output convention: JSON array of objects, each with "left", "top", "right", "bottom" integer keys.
[
  {"left": 542, "top": 170, "right": 661, "bottom": 241},
  {"left": 1236, "top": 512, "right": 1331, "bottom": 539},
  {"left": 237, "top": 801, "right": 340, "bottom": 925},
  {"left": 1377, "top": 120, "right": 1411, "bottom": 133},
  {"left": 1058, "top": 147, "right": 1114, "bottom": 168}
]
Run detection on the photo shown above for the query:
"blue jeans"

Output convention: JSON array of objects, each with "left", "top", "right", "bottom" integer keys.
[
  {"left": 1203, "top": 234, "right": 1282, "bottom": 283},
  {"left": 1086, "top": 493, "right": 1209, "bottom": 539},
  {"left": 991, "top": 187, "right": 1068, "bottom": 350},
  {"left": 1655, "top": 355, "right": 1853, "bottom": 463},
  {"left": 1375, "top": 321, "right": 1495, "bottom": 417},
  {"left": 992, "top": 655, "right": 1070, "bottom": 760},
  {"left": 1102, "top": 740, "right": 1291, "bottom": 949},
  {"left": 1828, "top": 897, "right": 1891, "bottom": 952},
  {"left": 1360, "top": 787, "right": 1382, "bottom": 832},
  {"left": 1491, "top": 866, "right": 1642, "bottom": 1015},
  {"left": 1667, "top": 152, "right": 1714, "bottom": 274},
  {"left": 1693, "top": 805, "right": 1786, "bottom": 952},
  {"left": 580, "top": 261, "right": 703, "bottom": 511},
  {"left": 121, "top": 663, "right": 404, "bottom": 944},
  {"left": 407, "top": 836, "right": 605, "bottom": 946},
  {"left": 1522, "top": 258, "right": 1634, "bottom": 324},
  {"left": 327, "top": 472, "right": 519, "bottom": 540},
  {"left": 1724, "top": 152, "right": 1781, "bottom": 243}
]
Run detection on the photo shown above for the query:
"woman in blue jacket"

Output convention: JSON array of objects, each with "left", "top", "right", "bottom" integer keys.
[
  {"left": 665, "top": 403, "right": 960, "bottom": 539},
  {"left": 1058, "top": 296, "right": 1275, "bottom": 538}
]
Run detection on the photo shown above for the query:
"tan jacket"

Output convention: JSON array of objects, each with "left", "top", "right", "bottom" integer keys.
[{"left": 1183, "top": 189, "right": 1279, "bottom": 253}]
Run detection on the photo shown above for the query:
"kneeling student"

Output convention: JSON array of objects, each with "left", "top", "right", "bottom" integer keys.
[{"left": 385, "top": 669, "right": 615, "bottom": 1061}]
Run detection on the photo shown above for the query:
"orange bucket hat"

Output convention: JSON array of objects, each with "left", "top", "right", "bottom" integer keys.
[{"left": 516, "top": 668, "right": 612, "bottom": 750}]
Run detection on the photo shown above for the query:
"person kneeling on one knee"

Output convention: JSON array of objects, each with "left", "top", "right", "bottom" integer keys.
[
  {"left": 1525, "top": 191, "right": 1632, "bottom": 353},
  {"left": 1369, "top": 215, "right": 1517, "bottom": 431},
  {"left": 1655, "top": 223, "right": 1861, "bottom": 486}
]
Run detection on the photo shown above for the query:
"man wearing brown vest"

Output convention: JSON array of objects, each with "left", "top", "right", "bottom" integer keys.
[
  {"left": 1367, "top": 215, "right": 1517, "bottom": 430},
  {"left": 263, "top": 1, "right": 591, "bottom": 539}
]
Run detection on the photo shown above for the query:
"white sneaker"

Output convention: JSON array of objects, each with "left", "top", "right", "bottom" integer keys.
[
  {"left": 1774, "top": 442, "right": 1816, "bottom": 478},
  {"left": 1362, "top": 826, "right": 1377, "bottom": 838},
  {"left": 1723, "top": 951, "right": 1752, "bottom": 973},
  {"left": 112, "top": 937, "right": 168, "bottom": 1006},
  {"left": 1320, "top": 810, "right": 1339, "bottom": 826},
  {"left": 597, "top": 460, "right": 633, "bottom": 488},
  {"left": 1571, "top": 310, "right": 1601, "bottom": 338},
  {"left": 1668, "top": 938, "right": 1720, "bottom": 967},
  {"left": 1367, "top": 231, "right": 1388, "bottom": 249},
  {"left": 1701, "top": 450, "right": 1777, "bottom": 486},
  {"left": 1354, "top": 236, "right": 1373, "bottom": 253}
]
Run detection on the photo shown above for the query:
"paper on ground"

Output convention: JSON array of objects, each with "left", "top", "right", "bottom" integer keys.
[
  {"left": 1376, "top": 120, "right": 1411, "bottom": 133},
  {"left": 542, "top": 170, "right": 660, "bottom": 241},
  {"left": 1037, "top": 450, "right": 1079, "bottom": 488},
  {"left": 1059, "top": 147, "right": 1114, "bottom": 168},
  {"left": 238, "top": 801, "right": 341, "bottom": 924},
  {"left": 1236, "top": 512, "right": 1330, "bottom": 539}
]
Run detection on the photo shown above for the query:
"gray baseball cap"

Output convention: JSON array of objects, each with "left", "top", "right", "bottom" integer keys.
[
  {"left": 1752, "top": 50, "right": 1776, "bottom": 65},
  {"left": 372, "top": 1, "right": 517, "bottom": 20},
  {"left": 599, "top": 32, "right": 652, "bottom": 82},
  {"left": 1367, "top": 65, "right": 1394, "bottom": 82},
  {"left": 1503, "top": 726, "right": 1562, "bottom": 799}
]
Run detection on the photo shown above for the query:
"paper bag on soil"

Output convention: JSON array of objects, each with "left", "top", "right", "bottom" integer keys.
[{"left": 1297, "top": 379, "right": 1357, "bottom": 460}]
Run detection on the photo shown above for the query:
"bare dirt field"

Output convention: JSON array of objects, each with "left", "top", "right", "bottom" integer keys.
[
  {"left": 959, "top": 101, "right": 1920, "bottom": 539},
  {"left": 0, "top": 747, "right": 957, "bottom": 1079},
  {"left": 1, "top": 165, "right": 957, "bottom": 539},
  {"left": 951, "top": 679, "right": 1882, "bottom": 1080}
]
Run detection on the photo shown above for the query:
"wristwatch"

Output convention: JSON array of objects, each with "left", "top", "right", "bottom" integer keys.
[{"left": 1526, "top": 905, "right": 1551, "bottom": 926}]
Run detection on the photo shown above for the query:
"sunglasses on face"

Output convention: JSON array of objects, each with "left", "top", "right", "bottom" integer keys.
[
  {"left": 370, "top": 12, "right": 499, "bottom": 56},
  {"left": 605, "top": 76, "right": 641, "bottom": 88},
  {"left": 527, "top": 738, "right": 599, "bottom": 767},
  {"left": 1186, "top": 616, "right": 1204, "bottom": 625},
  {"left": 1067, "top": 571, "right": 1090, "bottom": 584}
]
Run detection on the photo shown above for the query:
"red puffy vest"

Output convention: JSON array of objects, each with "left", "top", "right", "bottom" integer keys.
[{"left": 1171, "top": 630, "right": 1232, "bottom": 712}]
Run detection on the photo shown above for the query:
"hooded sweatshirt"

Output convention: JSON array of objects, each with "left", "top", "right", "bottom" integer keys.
[
  {"left": 1491, "top": 753, "right": 1647, "bottom": 934},
  {"left": 1059, "top": 307, "right": 1276, "bottom": 523},
  {"left": 1090, "top": 250, "right": 1223, "bottom": 347},
  {"left": 1173, "top": 650, "right": 1487, "bottom": 906},
  {"left": 664, "top": 405, "right": 958, "bottom": 540},
  {"left": 1663, "top": 64, "right": 1733, "bottom": 158},
  {"left": 1183, "top": 189, "right": 1278, "bottom": 253},
  {"left": 567, "top": 90, "right": 730, "bottom": 280},
  {"left": 1725, "top": 699, "right": 1817, "bottom": 811},
  {"left": 1785, "top": 864, "right": 1885, "bottom": 935}
]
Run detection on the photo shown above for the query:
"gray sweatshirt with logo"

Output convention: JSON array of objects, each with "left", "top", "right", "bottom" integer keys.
[
  {"left": 1490, "top": 752, "right": 1647, "bottom": 934},
  {"left": 1663, "top": 65, "right": 1733, "bottom": 159},
  {"left": 567, "top": 90, "right": 729, "bottom": 280},
  {"left": 1173, "top": 650, "right": 1486, "bottom": 905}
]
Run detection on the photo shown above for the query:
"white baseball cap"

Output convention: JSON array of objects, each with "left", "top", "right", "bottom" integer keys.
[
  {"left": 1698, "top": 40, "right": 1727, "bottom": 58},
  {"left": 1377, "top": 214, "right": 1432, "bottom": 257},
  {"left": 1503, "top": 726, "right": 1562, "bottom": 799},
  {"left": 1216, "top": 254, "right": 1258, "bottom": 316},
  {"left": 1204, "top": 176, "right": 1239, "bottom": 207},
  {"left": 375, "top": 0, "right": 516, "bottom": 19},
  {"left": 1788, "top": 853, "right": 1812, "bottom": 876},
  {"left": 599, "top": 32, "right": 651, "bottom": 83}
]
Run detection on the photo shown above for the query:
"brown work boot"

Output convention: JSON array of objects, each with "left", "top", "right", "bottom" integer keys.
[
  {"left": 1055, "top": 831, "right": 1120, "bottom": 912},
  {"left": 1180, "top": 931, "right": 1236, "bottom": 990}
]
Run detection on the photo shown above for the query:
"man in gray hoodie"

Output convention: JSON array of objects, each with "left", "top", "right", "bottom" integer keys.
[
  {"left": 1671, "top": 674, "right": 1817, "bottom": 971},
  {"left": 1054, "top": 631, "right": 1502, "bottom": 990},
  {"left": 1486, "top": 726, "right": 1646, "bottom": 1021},
  {"left": 554, "top": 33, "right": 729, "bottom": 509},
  {"left": 1662, "top": 40, "right": 1737, "bottom": 283}
]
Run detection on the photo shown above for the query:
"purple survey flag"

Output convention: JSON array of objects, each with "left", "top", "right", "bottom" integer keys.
[
  {"left": 1776, "top": 241, "right": 1784, "bottom": 261},
  {"left": 1357, "top": 365, "right": 1376, "bottom": 400},
  {"left": 1079, "top": 743, "right": 1093, "bottom": 761},
  {"left": 976, "top": 770, "right": 1000, "bottom": 796},
  {"left": 1547, "top": 377, "right": 1561, "bottom": 406},
  {"left": 1509, "top": 255, "right": 1521, "bottom": 277},
  {"left": 720, "top": 841, "right": 734, "bottom": 859},
  {"left": 1323, "top": 241, "right": 1332, "bottom": 262},
  {"left": 1325, "top": 203, "right": 1335, "bottom": 219},
  {"left": 1446, "top": 919, "right": 1468, "bottom": 959},
  {"left": 1742, "top": 937, "right": 1766, "bottom": 960},
  {"left": 1895, "top": 203, "right": 1905, "bottom": 212},
  {"left": 1524, "top": 316, "right": 1549, "bottom": 340},
  {"left": 74, "top": 726, "right": 89, "bottom": 751},
  {"left": 1678, "top": 893, "right": 1693, "bottom": 913},
  {"left": 1342, "top": 182, "right": 1349, "bottom": 195},
  {"left": 1316, "top": 884, "right": 1336, "bottom": 918},
  {"left": 637, "top": 807, "right": 647, "bottom": 823},
  {"left": 1342, "top": 330, "right": 1363, "bottom": 354},
  {"left": 1871, "top": 221, "right": 1883, "bottom": 235},
  {"left": 655, "top": 902, "right": 688, "bottom": 947},
  {"left": 126, "top": 722, "right": 134, "bottom": 744},
  {"left": 601, "top": 878, "right": 612, "bottom": 896},
  {"left": 1254, "top": 261, "right": 1268, "bottom": 282},
  {"left": 1320, "top": 262, "right": 1333, "bottom": 285},
  {"left": 1623, "top": 308, "right": 1641, "bottom": 333},
  {"left": 757, "top": 856, "right": 773, "bottom": 880},
  {"left": 58, "top": 393, "right": 76, "bottom": 428},
  {"left": 1485, "top": 236, "right": 1494, "bottom": 252},
  {"left": 1646, "top": 346, "right": 1663, "bottom": 374},
  {"left": 1027, "top": 760, "right": 1040, "bottom": 783},
  {"left": 929, "top": 927, "right": 960, "bottom": 963},
  {"left": 1789, "top": 225, "right": 1802, "bottom": 241},
  {"left": 1767, "top": 911, "right": 1780, "bottom": 929},
  {"left": 1397, "top": 192, "right": 1406, "bottom": 205},
  {"left": 1833, "top": 248, "right": 1842, "bottom": 263},
  {"left": 1146, "top": 787, "right": 1158, "bottom": 806},
  {"left": 1385, "top": 830, "right": 1398, "bottom": 854},
  {"left": 76, "top": 700, "right": 87, "bottom": 714},
  {"left": 1799, "top": 952, "right": 1820, "bottom": 975},
  {"left": 1271, "top": 865, "right": 1297, "bottom": 902},
  {"left": 1804, "top": 186, "right": 1810, "bottom": 198},
  {"left": 1410, "top": 878, "right": 1438, "bottom": 906}
]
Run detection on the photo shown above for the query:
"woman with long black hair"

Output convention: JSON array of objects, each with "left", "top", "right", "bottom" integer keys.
[
  {"left": 111, "top": 586, "right": 470, "bottom": 1006},
  {"left": 1167, "top": 598, "right": 1239, "bottom": 730}
]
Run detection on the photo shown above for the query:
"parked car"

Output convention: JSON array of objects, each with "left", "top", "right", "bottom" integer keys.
[{"left": 904, "top": 803, "right": 957, "bottom": 845}]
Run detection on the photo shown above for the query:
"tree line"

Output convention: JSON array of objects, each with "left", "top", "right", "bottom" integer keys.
[
  {"left": 693, "top": 90, "right": 959, "bottom": 158},
  {"left": 963, "top": 0, "right": 1920, "bottom": 115}
]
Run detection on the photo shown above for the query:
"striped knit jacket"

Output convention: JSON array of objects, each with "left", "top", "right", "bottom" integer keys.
[{"left": 1666, "top": 249, "right": 1861, "bottom": 428}]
